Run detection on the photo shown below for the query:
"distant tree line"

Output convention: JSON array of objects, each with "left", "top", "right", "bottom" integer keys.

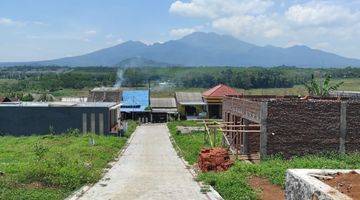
[
  {"left": 0, "top": 67, "right": 116, "bottom": 96},
  {"left": 122, "top": 66, "right": 360, "bottom": 89},
  {"left": 1, "top": 66, "right": 359, "bottom": 97}
]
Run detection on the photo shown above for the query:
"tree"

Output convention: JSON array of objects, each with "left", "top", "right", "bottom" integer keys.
[{"left": 304, "top": 74, "right": 343, "bottom": 97}]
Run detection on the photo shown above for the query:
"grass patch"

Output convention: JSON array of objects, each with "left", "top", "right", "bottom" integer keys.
[
  {"left": 152, "top": 78, "right": 360, "bottom": 97},
  {"left": 167, "top": 120, "right": 222, "bottom": 165},
  {"left": 0, "top": 121, "right": 137, "bottom": 200},
  {"left": 168, "top": 120, "right": 360, "bottom": 200}
]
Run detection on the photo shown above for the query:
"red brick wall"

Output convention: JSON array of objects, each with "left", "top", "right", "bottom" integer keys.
[
  {"left": 266, "top": 100, "right": 341, "bottom": 158},
  {"left": 346, "top": 102, "right": 360, "bottom": 152}
]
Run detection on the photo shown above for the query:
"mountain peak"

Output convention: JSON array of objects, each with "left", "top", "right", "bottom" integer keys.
[
  {"left": 118, "top": 40, "right": 147, "bottom": 47},
  {"left": 1, "top": 32, "right": 359, "bottom": 67}
]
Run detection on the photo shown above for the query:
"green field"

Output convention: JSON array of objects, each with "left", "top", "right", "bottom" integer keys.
[
  {"left": 168, "top": 121, "right": 222, "bottom": 164},
  {"left": 167, "top": 121, "right": 360, "bottom": 200},
  {"left": 0, "top": 121, "right": 137, "bottom": 200},
  {"left": 152, "top": 78, "right": 360, "bottom": 97}
]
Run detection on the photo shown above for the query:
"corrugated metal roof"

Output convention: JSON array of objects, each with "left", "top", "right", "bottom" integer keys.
[
  {"left": 152, "top": 108, "right": 178, "bottom": 113},
  {"left": 150, "top": 98, "right": 176, "bottom": 108},
  {"left": 175, "top": 92, "right": 205, "bottom": 105},
  {"left": 121, "top": 90, "right": 149, "bottom": 112},
  {"left": 203, "top": 84, "right": 241, "bottom": 98}
]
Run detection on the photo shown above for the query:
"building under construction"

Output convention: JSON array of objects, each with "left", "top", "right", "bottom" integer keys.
[
  {"left": 221, "top": 95, "right": 360, "bottom": 159},
  {"left": 88, "top": 87, "right": 122, "bottom": 102}
]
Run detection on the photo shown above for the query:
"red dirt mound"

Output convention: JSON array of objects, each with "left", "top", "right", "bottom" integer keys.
[
  {"left": 198, "top": 148, "right": 233, "bottom": 172},
  {"left": 324, "top": 171, "right": 360, "bottom": 200}
]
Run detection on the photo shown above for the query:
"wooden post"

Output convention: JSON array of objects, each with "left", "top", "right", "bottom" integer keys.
[
  {"left": 339, "top": 101, "right": 347, "bottom": 154},
  {"left": 213, "top": 127, "right": 216, "bottom": 147},
  {"left": 259, "top": 102, "right": 268, "bottom": 159}
]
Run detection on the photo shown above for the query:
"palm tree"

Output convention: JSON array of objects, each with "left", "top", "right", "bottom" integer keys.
[{"left": 304, "top": 74, "right": 343, "bottom": 97}]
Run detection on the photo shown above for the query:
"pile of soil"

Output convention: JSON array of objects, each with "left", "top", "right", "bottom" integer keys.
[
  {"left": 323, "top": 171, "right": 360, "bottom": 200},
  {"left": 249, "top": 176, "right": 285, "bottom": 200},
  {"left": 198, "top": 148, "right": 233, "bottom": 172}
]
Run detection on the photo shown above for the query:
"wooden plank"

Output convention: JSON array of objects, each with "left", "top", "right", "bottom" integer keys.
[
  {"left": 203, "top": 120, "right": 214, "bottom": 147},
  {"left": 259, "top": 102, "right": 268, "bottom": 159},
  {"left": 222, "top": 125, "right": 260, "bottom": 128},
  {"left": 221, "top": 130, "right": 261, "bottom": 133},
  {"left": 340, "top": 101, "right": 347, "bottom": 154}
]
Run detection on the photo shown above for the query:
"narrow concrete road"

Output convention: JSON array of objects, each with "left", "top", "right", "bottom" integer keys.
[{"left": 78, "top": 124, "right": 211, "bottom": 200}]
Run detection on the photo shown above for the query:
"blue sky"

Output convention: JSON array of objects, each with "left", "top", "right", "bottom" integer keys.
[{"left": 0, "top": 0, "right": 360, "bottom": 61}]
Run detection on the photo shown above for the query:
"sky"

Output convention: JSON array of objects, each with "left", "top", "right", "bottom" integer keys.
[{"left": 0, "top": 0, "right": 360, "bottom": 62}]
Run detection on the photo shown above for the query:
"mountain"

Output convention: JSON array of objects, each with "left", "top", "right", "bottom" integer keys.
[
  {"left": 115, "top": 57, "right": 174, "bottom": 68},
  {"left": 1, "top": 32, "right": 360, "bottom": 67}
]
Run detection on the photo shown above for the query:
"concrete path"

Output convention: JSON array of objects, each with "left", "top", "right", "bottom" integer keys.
[{"left": 78, "top": 124, "right": 211, "bottom": 200}]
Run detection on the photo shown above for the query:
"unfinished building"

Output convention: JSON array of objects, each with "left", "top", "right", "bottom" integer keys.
[
  {"left": 0, "top": 102, "right": 120, "bottom": 136},
  {"left": 222, "top": 95, "right": 360, "bottom": 159},
  {"left": 88, "top": 87, "right": 122, "bottom": 102}
]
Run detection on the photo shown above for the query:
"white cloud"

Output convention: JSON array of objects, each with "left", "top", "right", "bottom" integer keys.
[
  {"left": 105, "top": 34, "right": 114, "bottom": 39},
  {"left": 0, "top": 17, "right": 46, "bottom": 27},
  {"left": 170, "top": 0, "right": 274, "bottom": 19},
  {"left": 212, "top": 15, "right": 283, "bottom": 38},
  {"left": 285, "top": 40, "right": 304, "bottom": 48},
  {"left": 84, "top": 30, "right": 97, "bottom": 35},
  {"left": 0, "top": 17, "right": 24, "bottom": 26},
  {"left": 170, "top": 28, "right": 197, "bottom": 38},
  {"left": 314, "top": 42, "right": 332, "bottom": 50},
  {"left": 285, "top": 1, "right": 360, "bottom": 26},
  {"left": 116, "top": 38, "right": 124, "bottom": 44},
  {"left": 168, "top": 0, "right": 360, "bottom": 58}
]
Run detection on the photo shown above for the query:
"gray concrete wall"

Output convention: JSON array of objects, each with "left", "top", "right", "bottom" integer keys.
[{"left": 0, "top": 107, "right": 111, "bottom": 136}]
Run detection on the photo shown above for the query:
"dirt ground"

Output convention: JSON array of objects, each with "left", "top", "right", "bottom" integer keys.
[
  {"left": 324, "top": 171, "right": 360, "bottom": 200},
  {"left": 248, "top": 176, "right": 285, "bottom": 200}
]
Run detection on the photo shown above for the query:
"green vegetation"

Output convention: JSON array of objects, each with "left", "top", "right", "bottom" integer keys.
[
  {"left": 304, "top": 74, "right": 343, "bottom": 97},
  {"left": 122, "top": 66, "right": 360, "bottom": 89},
  {"left": 0, "top": 121, "right": 137, "bottom": 200},
  {"left": 0, "top": 67, "right": 116, "bottom": 98},
  {"left": 1, "top": 66, "right": 359, "bottom": 99},
  {"left": 167, "top": 121, "right": 222, "bottom": 165},
  {"left": 167, "top": 121, "right": 360, "bottom": 200}
]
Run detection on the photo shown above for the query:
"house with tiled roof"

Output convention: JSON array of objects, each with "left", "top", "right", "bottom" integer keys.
[{"left": 202, "top": 84, "right": 241, "bottom": 118}]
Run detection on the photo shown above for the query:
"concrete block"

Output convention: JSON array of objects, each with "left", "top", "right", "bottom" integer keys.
[{"left": 285, "top": 169, "right": 359, "bottom": 200}]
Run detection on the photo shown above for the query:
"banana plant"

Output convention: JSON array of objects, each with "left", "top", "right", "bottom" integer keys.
[{"left": 304, "top": 74, "right": 343, "bottom": 97}]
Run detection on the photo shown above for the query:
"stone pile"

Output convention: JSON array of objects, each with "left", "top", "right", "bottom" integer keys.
[{"left": 198, "top": 148, "right": 233, "bottom": 172}]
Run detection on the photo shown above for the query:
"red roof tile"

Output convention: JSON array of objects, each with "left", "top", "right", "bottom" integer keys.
[{"left": 202, "top": 84, "right": 241, "bottom": 98}]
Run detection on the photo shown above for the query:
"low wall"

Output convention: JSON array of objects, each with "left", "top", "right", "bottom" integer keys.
[{"left": 286, "top": 169, "right": 356, "bottom": 200}]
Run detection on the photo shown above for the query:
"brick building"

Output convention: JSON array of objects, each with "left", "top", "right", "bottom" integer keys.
[{"left": 222, "top": 95, "right": 360, "bottom": 158}]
